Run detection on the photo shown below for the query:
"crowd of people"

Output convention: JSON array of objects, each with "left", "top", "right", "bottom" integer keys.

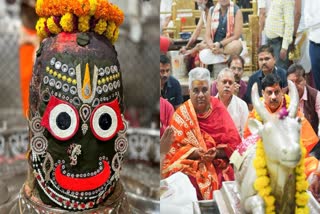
[{"left": 160, "top": 0, "right": 320, "bottom": 206}]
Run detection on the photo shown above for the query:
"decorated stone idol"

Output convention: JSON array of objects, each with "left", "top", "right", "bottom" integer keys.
[{"left": 20, "top": 0, "right": 129, "bottom": 212}]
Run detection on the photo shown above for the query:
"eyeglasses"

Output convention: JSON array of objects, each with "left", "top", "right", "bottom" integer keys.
[
  {"left": 230, "top": 66, "right": 243, "bottom": 72},
  {"left": 192, "top": 87, "right": 209, "bottom": 95}
]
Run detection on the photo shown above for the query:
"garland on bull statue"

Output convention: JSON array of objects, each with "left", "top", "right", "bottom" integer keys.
[{"left": 252, "top": 94, "right": 309, "bottom": 214}]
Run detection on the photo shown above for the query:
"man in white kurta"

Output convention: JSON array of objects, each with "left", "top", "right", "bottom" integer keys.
[{"left": 215, "top": 68, "right": 249, "bottom": 138}]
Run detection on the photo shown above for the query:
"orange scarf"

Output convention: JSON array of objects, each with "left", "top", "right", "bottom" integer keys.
[
  {"left": 210, "top": 2, "right": 235, "bottom": 40},
  {"left": 243, "top": 95, "right": 319, "bottom": 177},
  {"left": 162, "top": 99, "right": 237, "bottom": 199}
]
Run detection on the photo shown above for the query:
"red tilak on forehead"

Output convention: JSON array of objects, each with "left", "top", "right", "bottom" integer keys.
[{"left": 54, "top": 32, "right": 78, "bottom": 52}]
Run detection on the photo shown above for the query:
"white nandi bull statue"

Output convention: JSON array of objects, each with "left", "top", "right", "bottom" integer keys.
[{"left": 234, "top": 80, "right": 304, "bottom": 213}]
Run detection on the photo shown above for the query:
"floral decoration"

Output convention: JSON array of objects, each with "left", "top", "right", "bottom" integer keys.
[
  {"left": 35, "top": 0, "right": 124, "bottom": 44},
  {"left": 253, "top": 94, "right": 309, "bottom": 213}
]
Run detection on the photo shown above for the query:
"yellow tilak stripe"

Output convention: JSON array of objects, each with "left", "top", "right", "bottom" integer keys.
[{"left": 82, "top": 63, "right": 92, "bottom": 99}]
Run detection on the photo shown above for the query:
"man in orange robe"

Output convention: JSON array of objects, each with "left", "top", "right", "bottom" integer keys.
[
  {"left": 161, "top": 67, "right": 241, "bottom": 200},
  {"left": 19, "top": 0, "right": 39, "bottom": 117},
  {"left": 243, "top": 73, "right": 319, "bottom": 179}
]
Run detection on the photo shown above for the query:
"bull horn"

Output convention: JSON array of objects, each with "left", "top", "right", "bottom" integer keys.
[
  {"left": 251, "top": 82, "right": 271, "bottom": 121},
  {"left": 287, "top": 80, "right": 299, "bottom": 118}
]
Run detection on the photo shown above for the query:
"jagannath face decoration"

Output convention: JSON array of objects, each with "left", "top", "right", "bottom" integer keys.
[{"left": 28, "top": 0, "right": 127, "bottom": 211}]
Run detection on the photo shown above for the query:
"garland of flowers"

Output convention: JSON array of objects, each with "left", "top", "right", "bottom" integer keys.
[
  {"left": 35, "top": 0, "right": 124, "bottom": 44},
  {"left": 253, "top": 94, "right": 309, "bottom": 213}
]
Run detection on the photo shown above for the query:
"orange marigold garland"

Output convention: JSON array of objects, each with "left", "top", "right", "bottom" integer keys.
[{"left": 35, "top": 0, "right": 124, "bottom": 44}]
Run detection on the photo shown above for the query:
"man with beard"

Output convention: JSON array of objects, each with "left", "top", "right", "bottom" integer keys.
[
  {"left": 160, "top": 54, "right": 183, "bottom": 109},
  {"left": 161, "top": 67, "right": 241, "bottom": 200},
  {"left": 215, "top": 68, "right": 248, "bottom": 138},
  {"left": 244, "top": 45, "right": 288, "bottom": 110},
  {"left": 211, "top": 54, "right": 247, "bottom": 100}
]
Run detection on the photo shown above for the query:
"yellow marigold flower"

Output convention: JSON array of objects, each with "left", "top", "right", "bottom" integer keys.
[
  {"left": 47, "top": 16, "right": 61, "bottom": 34},
  {"left": 296, "top": 180, "right": 309, "bottom": 192},
  {"left": 259, "top": 186, "right": 271, "bottom": 197},
  {"left": 296, "top": 174, "right": 306, "bottom": 182},
  {"left": 284, "top": 94, "right": 290, "bottom": 109},
  {"left": 106, "top": 21, "right": 116, "bottom": 40},
  {"left": 254, "top": 157, "right": 266, "bottom": 169},
  {"left": 89, "top": 0, "right": 97, "bottom": 15},
  {"left": 264, "top": 195, "right": 275, "bottom": 207},
  {"left": 256, "top": 150, "right": 265, "bottom": 158},
  {"left": 265, "top": 206, "right": 275, "bottom": 214},
  {"left": 36, "top": 17, "right": 48, "bottom": 38},
  {"left": 35, "top": 0, "right": 124, "bottom": 40},
  {"left": 256, "top": 168, "right": 267, "bottom": 176},
  {"left": 60, "top": 13, "right": 74, "bottom": 32},
  {"left": 295, "top": 206, "right": 309, "bottom": 214},
  {"left": 253, "top": 110, "right": 262, "bottom": 122},
  {"left": 78, "top": 16, "right": 90, "bottom": 32},
  {"left": 110, "top": 27, "right": 119, "bottom": 44},
  {"left": 254, "top": 176, "right": 269, "bottom": 190},
  {"left": 35, "top": 0, "right": 44, "bottom": 16},
  {"left": 295, "top": 164, "right": 304, "bottom": 174},
  {"left": 295, "top": 191, "right": 309, "bottom": 206},
  {"left": 94, "top": 19, "right": 107, "bottom": 35}
]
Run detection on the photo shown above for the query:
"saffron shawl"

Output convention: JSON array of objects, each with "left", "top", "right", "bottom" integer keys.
[
  {"left": 243, "top": 95, "right": 319, "bottom": 177},
  {"left": 210, "top": 2, "right": 235, "bottom": 40},
  {"left": 162, "top": 97, "right": 241, "bottom": 199}
]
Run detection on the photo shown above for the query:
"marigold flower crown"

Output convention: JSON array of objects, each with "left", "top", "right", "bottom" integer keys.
[{"left": 35, "top": 0, "right": 124, "bottom": 44}]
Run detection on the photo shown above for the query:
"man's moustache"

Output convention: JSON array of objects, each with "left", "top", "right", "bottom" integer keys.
[{"left": 161, "top": 76, "right": 168, "bottom": 81}]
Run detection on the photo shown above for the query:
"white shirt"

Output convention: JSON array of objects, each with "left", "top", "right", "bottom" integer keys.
[
  {"left": 304, "top": 0, "right": 320, "bottom": 43},
  {"left": 160, "top": 172, "right": 198, "bottom": 214},
  {"left": 160, "top": 0, "right": 172, "bottom": 30},
  {"left": 297, "top": 0, "right": 306, "bottom": 33},
  {"left": 258, "top": 0, "right": 271, "bottom": 16},
  {"left": 216, "top": 94, "right": 249, "bottom": 138}
]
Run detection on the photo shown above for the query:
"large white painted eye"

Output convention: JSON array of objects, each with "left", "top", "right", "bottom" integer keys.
[
  {"left": 90, "top": 99, "right": 124, "bottom": 141},
  {"left": 41, "top": 96, "right": 79, "bottom": 141}
]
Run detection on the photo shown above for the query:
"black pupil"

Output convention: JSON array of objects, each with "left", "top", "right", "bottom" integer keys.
[
  {"left": 99, "top": 113, "right": 112, "bottom": 130},
  {"left": 56, "top": 112, "right": 71, "bottom": 130}
]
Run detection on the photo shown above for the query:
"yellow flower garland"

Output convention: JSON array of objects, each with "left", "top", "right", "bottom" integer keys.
[
  {"left": 35, "top": 0, "right": 124, "bottom": 44},
  {"left": 253, "top": 94, "right": 309, "bottom": 213}
]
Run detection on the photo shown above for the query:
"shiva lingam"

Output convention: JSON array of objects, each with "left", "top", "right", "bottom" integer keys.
[{"left": 10, "top": 1, "right": 133, "bottom": 213}]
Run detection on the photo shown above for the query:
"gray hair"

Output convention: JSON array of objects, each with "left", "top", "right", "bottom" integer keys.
[
  {"left": 188, "top": 67, "right": 211, "bottom": 89},
  {"left": 217, "top": 68, "right": 234, "bottom": 81}
]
